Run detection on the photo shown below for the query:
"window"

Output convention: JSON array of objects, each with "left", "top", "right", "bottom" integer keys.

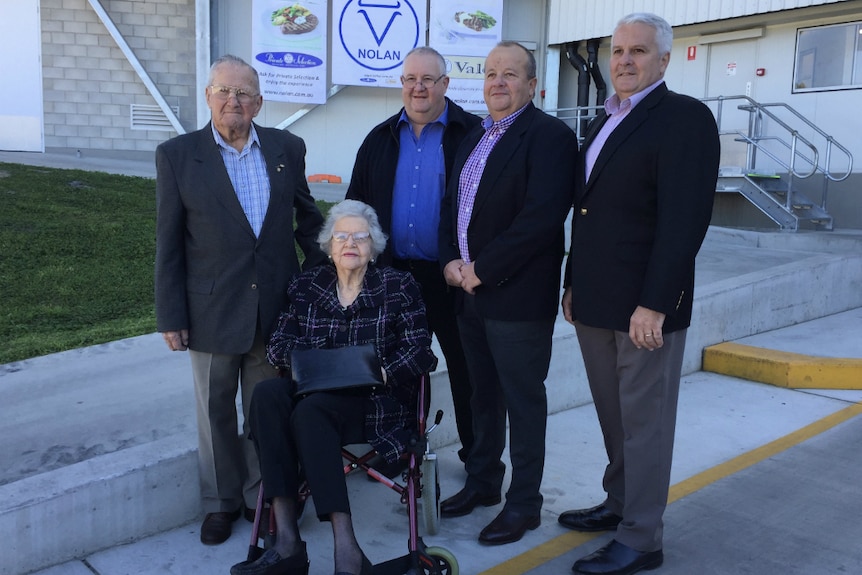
[{"left": 793, "top": 22, "right": 862, "bottom": 92}]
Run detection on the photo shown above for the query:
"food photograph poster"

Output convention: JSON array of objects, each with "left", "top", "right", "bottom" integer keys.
[
  {"left": 430, "top": 0, "right": 502, "bottom": 112},
  {"left": 331, "top": 0, "right": 427, "bottom": 88},
  {"left": 251, "top": 0, "right": 328, "bottom": 104}
]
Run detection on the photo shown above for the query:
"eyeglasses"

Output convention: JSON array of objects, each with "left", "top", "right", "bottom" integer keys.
[
  {"left": 332, "top": 231, "right": 371, "bottom": 243},
  {"left": 209, "top": 84, "right": 259, "bottom": 104},
  {"left": 400, "top": 74, "right": 446, "bottom": 90}
]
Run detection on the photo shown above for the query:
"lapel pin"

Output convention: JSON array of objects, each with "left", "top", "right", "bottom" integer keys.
[{"left": 277, "top": 164, "right": 285, "bottom": 172}]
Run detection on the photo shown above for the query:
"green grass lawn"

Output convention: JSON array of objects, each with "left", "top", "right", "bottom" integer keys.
[{"left": 0, "top": 162, "right": 332, "bottom": 365}]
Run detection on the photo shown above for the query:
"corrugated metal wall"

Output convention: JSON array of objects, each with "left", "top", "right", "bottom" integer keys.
[{"left": 547, "top": 0, "right": 854, "bottom": 44}]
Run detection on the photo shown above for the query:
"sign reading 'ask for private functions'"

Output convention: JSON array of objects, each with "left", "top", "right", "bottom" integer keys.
[{"left": 332, "top": 0, "right": 426, "bottom": 88}]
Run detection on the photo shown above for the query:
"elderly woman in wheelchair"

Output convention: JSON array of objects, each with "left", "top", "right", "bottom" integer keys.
[{"left": 231, "top": 200, "right": 438, "bottom": 575}]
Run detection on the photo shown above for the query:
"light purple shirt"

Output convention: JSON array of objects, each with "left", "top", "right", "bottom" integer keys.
[
  {"left": 585, "top": 78, "right": 664, "bottom": 182},
  {"left": 456, "top": 103, "right": 529, "bottom": 262},
  {"left": 212, "top": 123, "right": 270, "bottom": 237}
]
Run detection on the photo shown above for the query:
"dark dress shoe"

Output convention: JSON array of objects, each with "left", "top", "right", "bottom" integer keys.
[
  {"left": 440, "top": 486, "right": 501, "bottom": 517},
  {"left": 558, "top": 503, "right": 622, "bottom": 532},
  {"left": 200, "top": 508, "right": 241, "bottom": 545},
  {"left": 230, "top": 543, "right": 310, "bottom": 575},
  {"left": 478, "top": 508, "right": 541, "bottom": 545},
  {"left": 572, "top": 539, "right": 663, "bottom": 575}
]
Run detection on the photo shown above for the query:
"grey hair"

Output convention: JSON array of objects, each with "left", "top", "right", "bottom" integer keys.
[
  {"left": 209, "top": 55, "right": 261, "bottom": 93},
  {"left": 403, "top": 46, "right": 447, "bottom": 77},
  {"left": 494, "top": 41, "right": 537, "bottom": 79},
  {"left": 615, "top": 13, "right": 674, "bottom": 55},
  {"left": 317, "top": 200, "right": 388, "bottom": 258}
]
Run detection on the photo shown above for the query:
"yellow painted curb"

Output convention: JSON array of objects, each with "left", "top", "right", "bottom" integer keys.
[{"left": 702, "top": 342, "right": 862, "bottom": 389}]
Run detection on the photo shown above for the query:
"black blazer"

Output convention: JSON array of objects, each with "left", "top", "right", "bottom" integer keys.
[
  {"left": 439, "top": 103, "right": 577, "bottom": 321},
  {"left": 155, "top": 122, "right": 326, "bottom": 354},
  {"left": 566, "top": 83, "right": 720, "bottom": 333}
]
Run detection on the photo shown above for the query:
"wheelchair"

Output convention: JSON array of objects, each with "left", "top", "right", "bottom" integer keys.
[{"left": 243, "top": 373, "right": 459, "bottom": 575}]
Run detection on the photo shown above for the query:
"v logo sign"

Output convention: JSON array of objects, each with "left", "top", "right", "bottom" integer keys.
[{"left": 357, "top": 8, "right": 403, "bottom": 47}]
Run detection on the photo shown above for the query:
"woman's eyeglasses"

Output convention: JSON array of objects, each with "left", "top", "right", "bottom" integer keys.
[{"left": 332, "top": 231, "right": 371, "bottom": 243}]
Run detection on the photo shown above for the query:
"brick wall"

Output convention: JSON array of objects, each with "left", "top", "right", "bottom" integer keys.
[{"left": 40, "top": 0, "right": 196, "bottom": 152}]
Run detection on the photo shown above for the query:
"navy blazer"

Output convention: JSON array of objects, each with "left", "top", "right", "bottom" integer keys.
[
  {"left": 155, "top": 122, "right": 326, "bottom": 354},
  {"left": 565, "top": 83, "right": 720, "bottom": 333},
  {"left": 439, "top": 103, "right": 577, "bottom": 321}
]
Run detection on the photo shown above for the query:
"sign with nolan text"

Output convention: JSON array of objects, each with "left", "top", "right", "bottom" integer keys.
[
  {"left": 251, "top": 0, "right": 328, "bottom": 103},
  {"left": 332, "top": 0, "right": 427, "bottom": 88}
]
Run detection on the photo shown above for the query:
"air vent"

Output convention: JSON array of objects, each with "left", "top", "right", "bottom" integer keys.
[{"left": 130, "top": 104, "right": 179, "bottom": 131}]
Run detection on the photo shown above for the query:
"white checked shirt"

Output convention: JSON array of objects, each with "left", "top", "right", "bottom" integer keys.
[{"left": 212, "top": 123, "right": 270, "bottom": 237}]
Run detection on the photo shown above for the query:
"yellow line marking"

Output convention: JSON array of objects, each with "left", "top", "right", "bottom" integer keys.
[{"left": 479, "top": 401, "right": 862, "bottom": 575}]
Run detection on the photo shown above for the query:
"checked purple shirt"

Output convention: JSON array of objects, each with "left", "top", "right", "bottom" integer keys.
[{"left": 456, "top": 103, "right": 529, "bottom": 262}]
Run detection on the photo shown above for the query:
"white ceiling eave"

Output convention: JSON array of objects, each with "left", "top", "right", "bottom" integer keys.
[{"left": 547, "top": 0, "right": 858, "bottom": 44}]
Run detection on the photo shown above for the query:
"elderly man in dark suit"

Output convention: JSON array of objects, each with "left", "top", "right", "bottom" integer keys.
[
  {"left": 558, "top": 13, "right": 720, "bottom": 575},
  {"left": 155, "top": 54, "right": 325, "bottom": 546},
  {"left": 437, "top": 41, "right": 576, "bottom": 546}
]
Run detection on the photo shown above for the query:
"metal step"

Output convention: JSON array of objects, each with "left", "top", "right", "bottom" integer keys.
[{"left": 716, "top": 170, "right": 834, "bottom": 231}]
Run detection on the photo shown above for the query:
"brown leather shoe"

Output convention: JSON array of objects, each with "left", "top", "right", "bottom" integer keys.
[
  {"left": 440, "top": 486, "right": 501, "bottom": 517},
  {"left": 200, "top": 508, "right": 241, "bottom": 545},
  {"left": 478, "top": 508, "right": 541, "bottom": 545},
  {"left": 558, "top": 503, "right": 622, "bottom": 532}
]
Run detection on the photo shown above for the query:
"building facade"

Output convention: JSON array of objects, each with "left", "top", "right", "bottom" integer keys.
[{"left": 6, "top": 0, "right": 861, "bottom": 228}]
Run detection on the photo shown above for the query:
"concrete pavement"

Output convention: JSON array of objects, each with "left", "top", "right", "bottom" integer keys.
[{"left": 2, "top": 149, "right": 861, "bottom": 575}]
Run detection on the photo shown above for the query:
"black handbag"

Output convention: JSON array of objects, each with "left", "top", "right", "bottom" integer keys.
[{"left": 289, "top": 343, "right": 384, "bottom": 397}]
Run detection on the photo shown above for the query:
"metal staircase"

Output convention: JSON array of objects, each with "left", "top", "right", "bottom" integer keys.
[
  {"left": 547, "top": 95, "right": 853, "bottom": 232},
  {"left": 701, "top": 95, "right": 853, "bottom": 232}
]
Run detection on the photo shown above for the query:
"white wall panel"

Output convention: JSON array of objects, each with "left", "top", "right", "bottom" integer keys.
[{"left": 547, "top": 0, "right": 855, "bottom": 43}]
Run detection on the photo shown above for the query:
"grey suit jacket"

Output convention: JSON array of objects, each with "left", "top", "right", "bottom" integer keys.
[{"left": 155, "top": 122, "right": 326, "bottom": 354}]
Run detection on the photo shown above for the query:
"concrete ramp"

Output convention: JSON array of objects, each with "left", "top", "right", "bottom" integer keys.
[{"left": 2, "top": 227, "right": 862, "bottom": 575}]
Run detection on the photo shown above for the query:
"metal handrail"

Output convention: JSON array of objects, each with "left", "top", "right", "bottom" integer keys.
[{"left": 702, "top": 95, "right": 820, "bottom": 180}]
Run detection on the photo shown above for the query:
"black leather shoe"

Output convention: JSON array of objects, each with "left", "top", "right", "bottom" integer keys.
[
  {"left": 440, "top": 486, "right": 501, "bottom": 517},
  {"left": 558, "top": 504, "right": 622, "bottom": 532},
  {"left": 200, "top": 508, "right": 241, "bottom": 545},
  {"left": 572, "top": 539, "right": 663, "bottom": 575},
  {"left": 478, "top": 508, "right": 541, "bottom": 545},
  {"left": 230, "top": 543, "right": 310, "bottom": 575}
]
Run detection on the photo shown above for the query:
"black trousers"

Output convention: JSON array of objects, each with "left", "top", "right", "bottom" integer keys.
[
  {"left": 248, "top": 378, "right": 368, "bottom": 519},
  {"left": 456, "top": 294, "right": 554, "bottom": 515},
  {"left": 393, "top": 258, "right": 474, "bottom": 460}
]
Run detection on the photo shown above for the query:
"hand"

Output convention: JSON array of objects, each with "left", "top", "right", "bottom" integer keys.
[
  {"left": 459, "top": 262, "right": 482, "bottom": 294},
  {"left": 628, "top": 306, "right": 665, "bottom": 351},
  {"left": 561, "top": 287, "right": 574, "bottom": 325},
  {"left": 443, "top": 259, "right": 466, "bottom": 287},
  {"left": 162, "top": 329, "right": 189, "bottom": 351}
]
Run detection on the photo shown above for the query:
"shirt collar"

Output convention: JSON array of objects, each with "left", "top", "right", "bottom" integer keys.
[
  {"left": 482, "top": 101, "right": 530, "bottom": 132},
  {"left": 397, "top": 100, "right": 450, "bottom": 129},
  {"left": 604, "top": 78, "right": 664, "bottom": 116},
  {"left": 211, "top": 122, "right": 260, "bottom": 154}
]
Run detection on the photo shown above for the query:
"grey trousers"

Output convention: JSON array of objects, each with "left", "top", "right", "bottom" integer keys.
[
  {"left": 574, "top": 320, "right": 687, "bottom": 552},
  {"left": 189, "top": 330, "right": 278, "bottom": 513}
]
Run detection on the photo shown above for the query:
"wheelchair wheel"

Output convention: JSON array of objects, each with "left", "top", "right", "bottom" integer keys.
[
  {"left": 420, "top": 546, "right": 458, "bottom": 575},
  {"left": 420, "top": 454, "right": 440, "bottom": 535}
]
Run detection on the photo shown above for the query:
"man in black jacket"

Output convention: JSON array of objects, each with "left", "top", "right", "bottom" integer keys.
[{"left": 346, "top": 46, "right": 481, "bottom": 465}]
